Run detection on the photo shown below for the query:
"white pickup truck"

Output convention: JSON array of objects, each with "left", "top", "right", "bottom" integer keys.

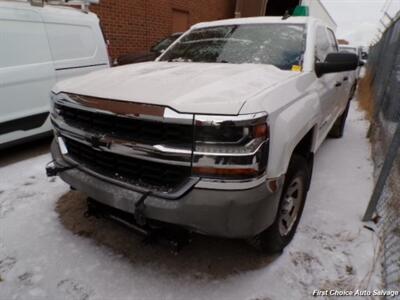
[{"left": 48, "top": 16, "right": 359, "bottom": 252}]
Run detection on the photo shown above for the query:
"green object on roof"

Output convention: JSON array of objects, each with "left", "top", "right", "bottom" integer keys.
[{"left": 293, "top": 5, "right": 309, "bottom": 17}]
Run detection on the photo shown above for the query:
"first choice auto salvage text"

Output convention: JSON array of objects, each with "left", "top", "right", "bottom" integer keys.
[{"left": 312, "top": 289, "right": 399, "bottom": 297}]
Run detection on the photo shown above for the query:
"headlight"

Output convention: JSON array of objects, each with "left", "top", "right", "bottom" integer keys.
[{"left": 192, "top": 112, "right": 269, "bottom": 179}]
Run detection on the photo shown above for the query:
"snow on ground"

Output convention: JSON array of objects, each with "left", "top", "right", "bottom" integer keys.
[{"left": 0, "top": 102, "right": 382, "bottom": 300}]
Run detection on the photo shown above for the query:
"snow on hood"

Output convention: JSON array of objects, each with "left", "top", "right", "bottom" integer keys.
[{"left": 53, "top": 62, "right": 296, "bottom": 115}]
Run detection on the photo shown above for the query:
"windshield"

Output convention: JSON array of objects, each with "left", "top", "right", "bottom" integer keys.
[
  {"left": 152, "top": 35, "right": 180, "bottom": 53},
  {"left": 159, "top": 24, "right": 306, "bottom": 70}
]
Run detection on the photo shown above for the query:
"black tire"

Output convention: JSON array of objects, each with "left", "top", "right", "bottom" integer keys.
[
  {"left": 349, "top": 82, "right": 357, "bottom": 100},
  {"left": 329, "top": 100, "right": 351, "bottom": 138},
  {"left": 248, "top": 155, "right": 309, "bottom": 253}
]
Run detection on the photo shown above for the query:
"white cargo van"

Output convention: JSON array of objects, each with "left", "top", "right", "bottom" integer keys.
[{"left": 0, "top": 0, "right": 110, "bottom": 148}]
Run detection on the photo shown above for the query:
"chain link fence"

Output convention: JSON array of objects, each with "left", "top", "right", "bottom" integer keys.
[{"left": 361, "top": 13, "right": 400, "bottom": 299}]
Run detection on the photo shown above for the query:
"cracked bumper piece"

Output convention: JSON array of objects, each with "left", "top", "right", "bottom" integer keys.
[{"left": 51, "top": 140, "right": 284, "bottom": 238}]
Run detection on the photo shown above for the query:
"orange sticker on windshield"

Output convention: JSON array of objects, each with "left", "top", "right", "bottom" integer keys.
[{"left": 291, "top": 65, "right": 302, "bottom": 72}]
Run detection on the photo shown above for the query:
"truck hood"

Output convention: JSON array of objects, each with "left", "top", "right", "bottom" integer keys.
[{"left": 54, "top": 62, "right": 296, "bottom": 115}]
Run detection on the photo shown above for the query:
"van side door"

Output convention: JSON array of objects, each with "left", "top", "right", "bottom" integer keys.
[
  {"left": 40, "top": 13, "right": 109, "bottom": 83},
  {"left": 0, "top": 6, "right": 55, "bottom": 141}
]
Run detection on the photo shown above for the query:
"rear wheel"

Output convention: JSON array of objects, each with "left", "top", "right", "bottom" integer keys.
[
  {"left": 329, "top": 100, "right": 351, "bottom": 138},
  {"left": 349, "top": 82, "right": 357, "bottom": 100},
  {"left": 248, "top": 155, "right": 309, "bottom": 253}
]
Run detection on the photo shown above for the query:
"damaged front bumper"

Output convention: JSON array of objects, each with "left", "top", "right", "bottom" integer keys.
[{"left": 50, "top": 139, "right": 284, "bottom": 238}]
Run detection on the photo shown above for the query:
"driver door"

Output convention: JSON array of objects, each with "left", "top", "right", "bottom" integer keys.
[{"left": 314, "top": 26, "right": 343, "bottom": 144}]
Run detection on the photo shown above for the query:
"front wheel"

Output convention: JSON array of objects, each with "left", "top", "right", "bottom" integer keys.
[{"left": 248, "top": 155, "right": 309, "bottom": 253}]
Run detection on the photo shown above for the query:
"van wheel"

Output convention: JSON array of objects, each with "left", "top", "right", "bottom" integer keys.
[
  {"left": 329, "top": 101, "right": 350, "bottom": 138},
  {"left": 248, "top": 155, "right": 309, "bottom": 253}
]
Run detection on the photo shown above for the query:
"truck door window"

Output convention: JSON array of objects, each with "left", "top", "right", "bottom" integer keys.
[
  {"left": 327, "top": 29, "right": 338, "bottom": 52},
  {"left": 315, "top": 27, "right": 331, "bottom": 62}
]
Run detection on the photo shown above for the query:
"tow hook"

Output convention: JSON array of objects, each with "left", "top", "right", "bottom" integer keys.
[
  {"left": 46, "top": 161, "right": 77, "bottom": 177},
  {"left": 46, "top": 161, "right": 59, "bottom": 177}
]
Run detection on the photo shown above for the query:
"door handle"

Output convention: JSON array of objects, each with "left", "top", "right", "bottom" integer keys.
[
  {"left": 335, "top": 82, "right": 342, "bottom": 87},
  {"left": 343, "top": 76, "right": 349, "bottom": 81}
]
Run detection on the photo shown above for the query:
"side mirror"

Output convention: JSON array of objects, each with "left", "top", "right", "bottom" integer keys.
[
  {"left": 361, "top": 51, "right": 368, "bottom": 60},
  {"left": 315, "top": 53, "right": 359, "bottom": 77},
  {"left": 358, "top": 60, "right": 365, "bottom": 67}
]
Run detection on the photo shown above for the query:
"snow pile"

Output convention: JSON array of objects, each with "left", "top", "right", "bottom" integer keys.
[{"left": 0, "top": 102, "right": 381, "bottom": 300}]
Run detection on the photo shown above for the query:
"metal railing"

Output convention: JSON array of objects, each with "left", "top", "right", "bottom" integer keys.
[{"left": 362, "top": 12, "right": 400, "bottom": 299}]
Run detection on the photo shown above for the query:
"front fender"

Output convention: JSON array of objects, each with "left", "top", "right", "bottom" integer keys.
[
  {"left": 239, "top": 73, "right": 321, "bottom": 178},
  {"left": 267, "top": 92, "right": 319, "bottom": 177}
]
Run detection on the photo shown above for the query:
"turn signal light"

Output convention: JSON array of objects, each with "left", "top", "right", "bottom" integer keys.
[{"left": 192, "top": 167, "right": 259, "bottom": 177}]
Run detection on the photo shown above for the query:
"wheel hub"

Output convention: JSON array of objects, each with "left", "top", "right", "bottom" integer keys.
[{"left": 278, "top": 177, "right": 304, "bottom": 236}]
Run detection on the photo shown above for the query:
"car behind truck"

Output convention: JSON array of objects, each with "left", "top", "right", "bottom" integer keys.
[{"left": 47, "top": 15, "right": 359, "bottom": 252}]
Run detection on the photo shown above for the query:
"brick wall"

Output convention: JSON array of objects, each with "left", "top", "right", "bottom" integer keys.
[{"left": 92, "top": 0, "right": 235, "bottom": 60}]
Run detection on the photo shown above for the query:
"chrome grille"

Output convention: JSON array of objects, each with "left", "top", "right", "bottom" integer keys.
[
  {"left": 56, "top": 103, "right": 193, "bottom": 146},
  {"left": 64, "top": 137, "right": 191, "bottom": 192}
]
